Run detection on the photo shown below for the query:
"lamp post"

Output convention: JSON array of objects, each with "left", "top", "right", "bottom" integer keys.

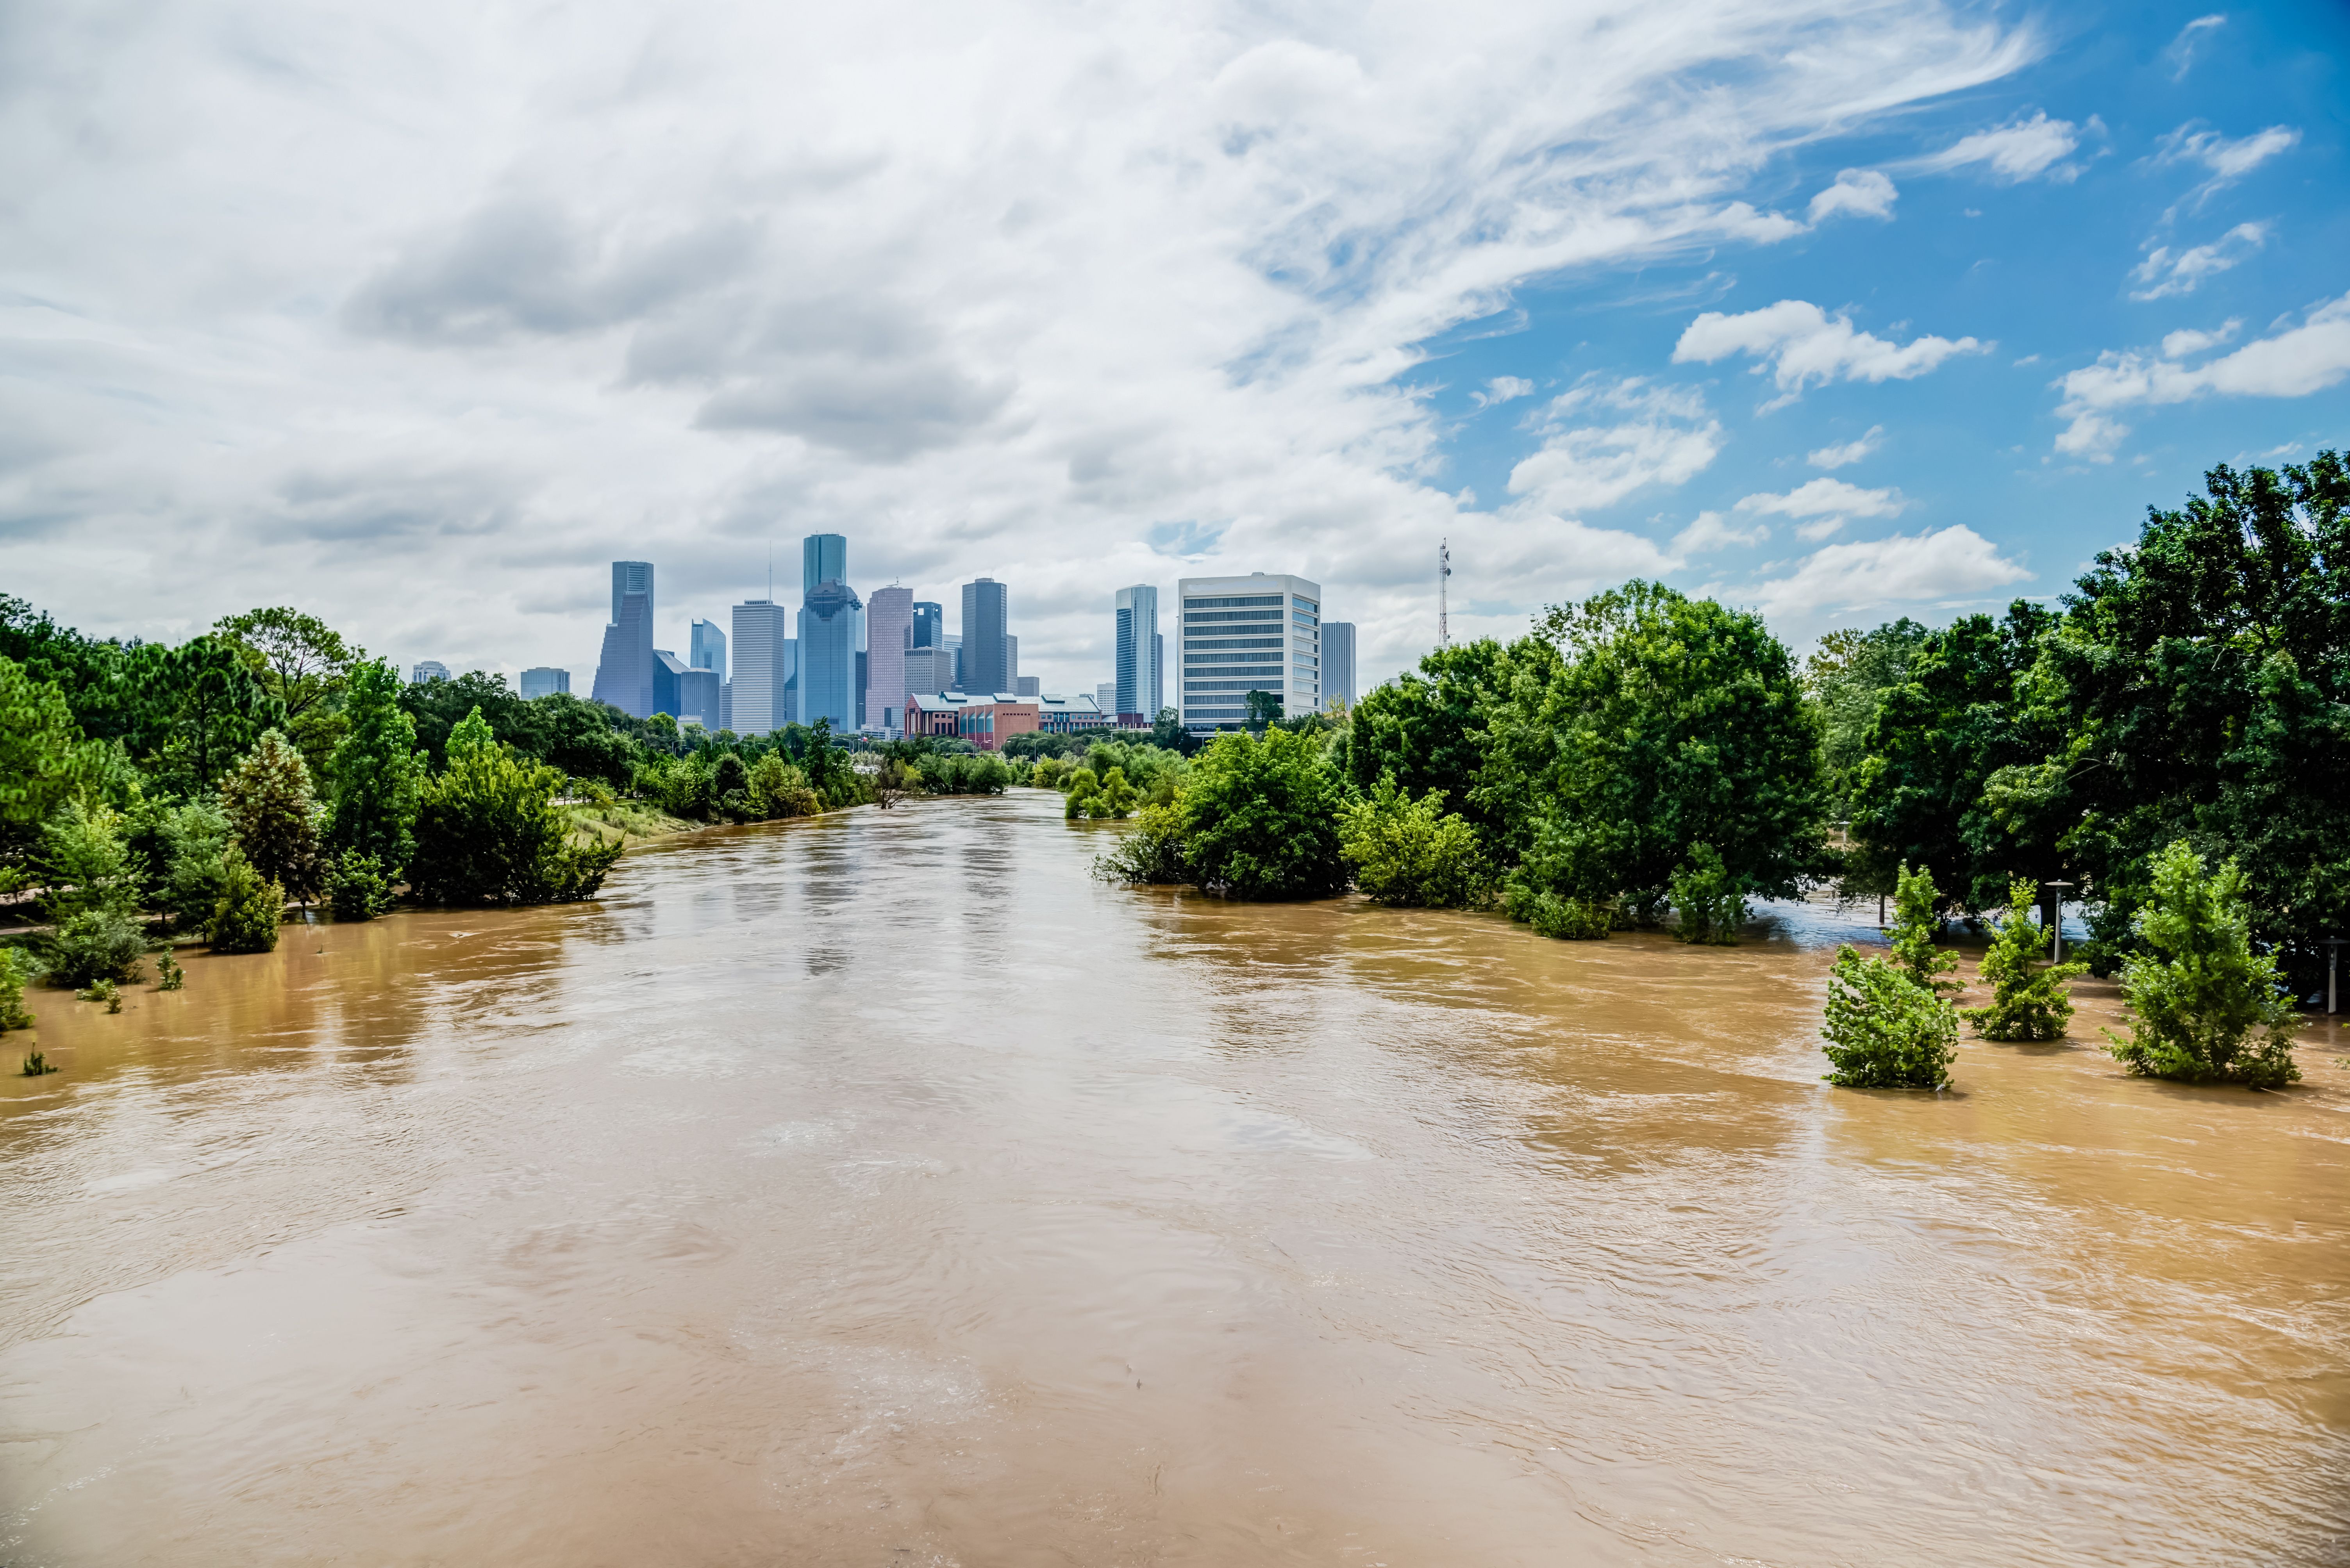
[
  {"left": 2324, "top": 937, "right": 2343, "bottom": 1017},
  {"left": 2042, "top": 880, "right": 2075, "bottom": 964}
]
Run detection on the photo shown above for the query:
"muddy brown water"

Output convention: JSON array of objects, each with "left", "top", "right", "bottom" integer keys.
[{"left": 3, "top": 790, "right": 2345, "bottom": 1566}]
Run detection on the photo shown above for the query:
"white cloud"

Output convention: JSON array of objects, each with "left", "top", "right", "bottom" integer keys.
[
  {"left": 1505, "top": 380, "right": 1721, "bottom": 514},
  {"left": 1673, "top": 300, "right": 1986, "bottom": 403},
  {"left": 2165, "top": 15, "right": 2226, "bottom": 81},
  {"left": 2053, "top": 293, "right": 2350, "bottom": 459},
  {"left": 1670, "top": 510, "right": 1768, "bottom": 556},
  {"left": 1806, "top": 169, "right": 1897, "bottom": 223},
  {"left": 1807, "top": 425, "right": 1884, "bottom": 469},
  {"left": 2130, "top": 222, "right": 2269, "bottom": 301},
  {"left": 1470, "top": 376, "right": 1535, "bottom": 410},
  {"left": 1731, "top": 526, "right": 2030, "bottom": 628},
  {"left": 0, "top": 0, "right": 2045, "bottom": 692},
  {"left": 2155, "top": 122, "right": 2300, "bottom": 182},
  {"left": 2161, "top": 319, "right": 2241, "bottom": 358},
  {"left": 1733, "top": 476, "right": 1907, "bottom": 543},
  {"left": 1911, "top": 111, "right": 2087, "bottom": 184}
]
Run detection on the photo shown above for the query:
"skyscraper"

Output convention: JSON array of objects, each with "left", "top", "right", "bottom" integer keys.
[
  {"left": 612, "top": 561, "right": 654, "bottom": 626},
  {"left": 410, "top": 660, "right": 449, "bottom": 685},
  {"left": 904, "top": 647, "right": 955, "bottom": 697},
  {"left": 1114, "top": 584, "right": 1160, "bottom": 718},
  {"left": 520, "top": 666, "right": 570, "bottom": 699},
  {"left": 865, "top": 586, "right": 913, "bottom": 732},
  {"left": 591, "top": 564, "right": 655, "bottom": 718},
  {"left": 798, "top": 581, "right": 863, "bottom": 730},
  {"left": 729, "top": 599, "right": 791, "bottom": 735},
  {"left": 911, "top": 601, "right": 944, "bottom": 649},
  {"left": 1176, "top": 572, "right": 1320, "bottom": 732},
  {"left": 690, "top": 620, "right": 727, "bottom": 685},
  {"left": 1096, "top": 680, "right": 1116, "bottom": 715},
  {"left": 1321, "top": 621, "right": 1357, "bottom": 710},
  {"left": 1006, "top": 635, "right": 1019, "bottom": 694},
  {"left": 960, "top": 578, "right": 1010, "bottom": 695},
  {"left": 802, "top": 533, "right": 846, "bottom": 593}
]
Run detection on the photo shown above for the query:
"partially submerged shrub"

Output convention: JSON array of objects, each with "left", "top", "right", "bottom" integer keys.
[
  {"left": 1888, "top": 860, "right": 1960, "bottom": 995},
  {"left": 324, "top": 849, "right": 396, "bottom": 922},
  {"left": 76, "top": 977, "right": 122, "bottom": 1012},
  {"left": 1092, "top": 803, "right": 1193, "bottom": 885},
  {"left": 1668, "top": 842, "right": 1745, "bottom": 945},
  {"left": 156, "top": 952, "right": 185, "bottom": 991},
  {"left": 48, "top": 908, "right": 147, "bottom": 989},
  {"left": 2106, "top": 840, "right": 2298, "bottom": 1089},
  {"left": 1502, "top": 880, "right": 1612, "bottom": 940},
  {"left": 21, "top": 1048, "right": 57, "bottom": 1076},
  {"left": 1821, "top": 944, "right": 1958, "bottom": 1089},
  {"left": 1965, "top": 879, "right": 2086, "bottom": 1041},
  {"left": 407, "top": 707, "right": 623, "bottom": 905},
  {"left": 0, "top": 948, "right": 37, "bottom": 1031},
  {"left": 208, "top": 847, "right": 284, "bottom": 953},
  {"left": 1066, "top": 766, "right": 1141, "bottom": 821},
  {"left": 1339, "top": 775, "right": 1492, "bottom": 908}
]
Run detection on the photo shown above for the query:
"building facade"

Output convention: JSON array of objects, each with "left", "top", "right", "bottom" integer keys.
[
  {"left": 519, "top": 666, "right": 570, "bottom": 699},
  {"left": 729, "top": 599, "right": 790, "bottom": 735},
  {"left": 866, "top": 586, "right": 913, "bottom": 732},
  {"left": 802, "top": 534, "right": 846, "bottom": 593},
  {"left": 689, "top": 620, "right": 727, "bottom": 685},
  {"left": 902, "top": 692, "right": 1040, "bottom": 750},
  {"left": 411, "top": 660, "right": 449, "bottom": 685},
  {"left": 1113, "top": 584, "right": 1161, "bottom": 719},
  {"left": 904, "top": 646, "right": 955, "bottom": 697},
  {"left": 797, "top": 580, "right": 863, "bottom": 731},
  {"left": 611, "top": 560, "right": 654, "bottom": 626},
  {"left": 1175, "top": 573, "right": 1321, "bottom": 732},
  {"left": 959, "top": 578, "right": 1010, "bottom": 695},
  {"left": 1035, "top": 692, "right": 1109, "bottom": 732},
  {"left": 911, "top": 601, "right": 944, "bottom": 650},
  {"left": 1320, "top": 621, "right": 1356, "bottom": 711},
  {"left": 591, "top": 574, "right": 655, "bottom": 718}
]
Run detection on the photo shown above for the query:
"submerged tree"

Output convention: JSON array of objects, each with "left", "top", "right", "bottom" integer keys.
[
  {"left": 1177, "top": 728, "right": 1348, "bottom": 899},
  {"left": 407, "top": 707, "right": 622, "bottom": 906},
  {"left": 1886, "top": 862, "right": 1962, "bottom": 997},
  {"left": 2105, "top": 840, "right": 2299, "bottom": 1089},
  {"left": 208, "top": 847, "right": 284, "bottom": 954},
  {"left": 1964, "top": 879, "right": 2088, "bottom": 1042},
  {"left": 220, "top": 730, "right": 324, "bottom": 904},
  {"left": 1820, "top": 945, "right": 1958, "bottom": 1090},
  {"left": 1668, "top": 842, "right": 1745, "bottom": 945},
  {"left": 1338, "top": 774, "right": 1492, "bottom": 909},
  {"left": 327, "top": 658, "right": 423, "bottom": 877}
]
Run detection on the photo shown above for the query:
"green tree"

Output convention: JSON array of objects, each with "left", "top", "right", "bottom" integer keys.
[
  {"left": 1177, "top": 728, "right": 1348, "bottom": 899},
  {"left": 149, "top": 799, "right": 236, "bottom": 935},
  {"left": 1346, "top": 638, "right": 1552, "bottom": 856},
  {"left": 0, "top": 948, "right": 34, "bottom": 1032},
  {"left": 323, "top": 851, "right": 396, "bottom": 921},
  {"left": 407, "top": 708, "right": 623, "bottom": 906},
  {"left": 747, "top": 754, "right": 821, "bottom": 817},
  {"left": 1093, "top": 802, "right": 1193, "bottom": 885},
  {"left": 1243, "top": 689, "right": 1283, "bottom": 733},
  {"left": 1338, "top": 774, "right": 1492, "bottom": 908},
  {"left": 0, "top": 657, "right": 110, "bottom": 873},
  {"left": 1887, "top": 861, "right": 1961, "bottom": 997},
  {"left": 40, "top": 800, "right": 148, "bottom": 989},
  {"left": 153, "top": 634, "right": 286, "bottom": 794},
  {"left": 215, "top": 607, "right": 358, "bottom": 779},
  {"left": 1820, "top": 945, "right": 1959, "bottom": 1089},
  {"left": 1668, "top": 842, "right": 1744, "bottom": 945},
  {"left": 327, "top": 659, "right": 423, "bottom": 874},
  {"left": 208, "top": 847, "right": 283, "bottom": 953},
  {"left": 2105, "top": 840, "right": 2298, "bottom": 1088},
  {"left": 1804, "top": 619, "right": 1931, "bottom": 815},
  {"left": 220, "top": 730, "right": 324, "bottom": 904},
  {"left": 1965, "top": 879, "right": 2088, "bottom": 1041}
]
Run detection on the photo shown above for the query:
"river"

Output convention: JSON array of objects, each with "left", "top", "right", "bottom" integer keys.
[{"left": 4, "top": 790, "right": 2345, "bottom": 1564}]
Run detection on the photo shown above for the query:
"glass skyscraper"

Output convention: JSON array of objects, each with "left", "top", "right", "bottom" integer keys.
[
  {"left": 796, "top": 532, "right": 861, "bottom": 730},
  {"left": 802, "top": 534, "right": 846, "bottom": 594},
  {"left": 592, "top": 562, "right": 655, "bottom": 718},
  {"left": 689, "top": 619, "right": 727, "bottom": 684},
  {"left": 960, "top": 578, "right": 1010, "bottom": 695},
  {"left": 1114, "top": 584, "right": 1160, "bottom": 718},
  {"left": 729, "top": 599, "right": 790, "bottom": 735},
  {"left": 1320, "top": 622, "right": 1356, "bottom": 710},
  {"left": 910, "top": 601, "right": 943, "bottom": 650}
]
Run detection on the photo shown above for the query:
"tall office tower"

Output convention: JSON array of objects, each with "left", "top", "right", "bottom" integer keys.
[
  {"left": 1153, "top": 634, "right": 1164, "bottom": 715},
  {"left": 612, "top": 561, "right": 655, "bottom": 626},
  {"left": 1113, "top": 584, "right": 1160, "bottom": 718},
  {"left": 652, "top": 651, "right": 691, "bottom": 718},
  {"left": 1016, "top": 675, "right": 1040, "bottom": 697},
  {"left": 865, "top": 586, "right": 913, "bottom": 732},
  {"left": 1175, "top": 572, "right": 1321, "bottom": 733},
  {"left": 797, "top": 581, "right": 863, "bottom": 730},
  {"left": 678, "top": 668, "right": 721, "bottom": 729},
  {"left": 729, "top": 599, "right": 791, "bottom": 735},
  {"left": 946, "top": 633, "right": 964, "bottom": 691},
  {"left": 802, "top": 533, "right": 847, "bottom": 593},
  {"left": 960, "top": 578, "right": 1010, "bottom": 694},
  {"left": 1320, "top": 622, "right": 1357, "bottom": 710},
  {"left": 592, "top": 567, "right": 655, "bottom": 718},
  {"left": 904, "top": 647, "right": 955, "bottom": 696},
  {"left": 520, "top": 666, "right": 570, "bottom": 699},
  {"left": 410, "top": 660, "right": 450, "bottom": 685},
  {"left": 690, "top": 620, "right": 727, "bottom": 684},
  {"left": 1006, "top": 635, "right": 1019, "bottom": 694},
  {"left": 910, "top": 601, "right": 944, "bottom": 649},
  {"left": 1096, "top": 681, "right": 1116, "bottom": 715}
]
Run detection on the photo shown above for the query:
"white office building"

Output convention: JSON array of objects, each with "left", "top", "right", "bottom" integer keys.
[
  {"left": 1176, "top": 572, "right": 1321, "bottom": 732},
  {"left": 729, "top": 599, "right": 791, "bottom": 736}
]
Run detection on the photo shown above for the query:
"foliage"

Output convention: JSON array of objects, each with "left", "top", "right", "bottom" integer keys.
[
  {"left": 220, "top": 730, "right": 324, "bottom": 903},
  {"left": 871, "top": 755, "right": 914, "bottom": 809},
  {"left": 22, "top": 1048, "right": 57, "bottom": 1076},
  {"left": 0, "top": 656, "right": 110, "bottom": 840},
  {"left": 914, "top": 752, "right": 1014, "bottom": 796},
  {"left": 327, "top": 659, "right": 423, "bottom": 874},
  {"left": 747, "top": 754, "right": 822, "bottom": 818},
  {"left": 1496, "top": 583, "right": 1826, "bottom": 921},
  {"left": 1065, "top": 767, "right": 1141, "bottom": 821},
  {"left": 77, "top": 976, "right": 123, "bottom": 1011},
  {"left": 1500, "top": 880, "right": 1613, "bottom": 940},
  {"left": 216, "top": 606, "right": 359, "bottom": 779},
  {"left": 49, "top": 908, "right": 148, "bottom": 989},
  {"left": 208, "top": 848, "right": 284, "bottom": 953},
  {"left": 1804, "top": 619, "right": 1931, "bottom": 817},
  {"left": 1243, "top": 689, "right": 1283, "bottom": 732},
  {"left": 1177, "top": 728, "right": 1348, "bottom": 899},
  {"left": 325, "top": 850, "right": 396, "bottom": 921},
  {"left": 1887, "top": 862, "right": 1962, "bottom": 996},
  {"left": 2105, "top": 840, "right": 2299, "bottom": 1088},
  {"left": 1668, "top": 842, "right": 1744, "bottom": 945},
  {"left": 1965, "top": 879, "right": 2088, "bottom": 1041},
  {"left": 1338, "top": 774, "right": 1493, "bottom": 908},
  {"left": 1820, "top": 945, "right": 1958, "bottom": 1089},
  {"left": 39, "top": 800, "right": 137, "bottom": 922},
  {"left": 0, "top": 947, "right": 36, "bottom": 1031},
  {"left": 1092, "top": 803, "right": 1194, "bottom": 885},
  {"left": 147, "top": 799, "right": 236, "bottom": 935},
  {"left": 157, "top": 952, "right": 184, "bottom": 991},
  {"left": 407, "top": 707, "right": 624, "bottom": 906},
  {"left": 1345, "top": 638, "right": 1546, "bottom": 855},
  {"left": 152, "top": 634, "right": 286, "bottom": 795}
]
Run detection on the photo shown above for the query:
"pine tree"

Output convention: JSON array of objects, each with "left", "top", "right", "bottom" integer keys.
[
  {"left": 2106, "top": 840, "right": 2299, "bottom": 1088},
  {"left": 220, "top": 729, "right": 323, "bottom": 903},
  {"left": 1965, "top": 879, "right": 2087, "bottom": 1041},
  {"left": 208, "top": 847, "right": 283, "bottom": 953},
  {"left": 327, "top": 658, "right": 423, "bottom": 876}
]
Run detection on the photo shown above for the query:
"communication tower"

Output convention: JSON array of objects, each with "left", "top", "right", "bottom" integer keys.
[{"left": 1438, "top": 537, "right": 1451, "bottom": 650}]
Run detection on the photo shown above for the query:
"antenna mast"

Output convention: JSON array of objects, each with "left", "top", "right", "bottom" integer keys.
[{"left": 1438, "top": 537, "right": 1451, "bottom": 650}]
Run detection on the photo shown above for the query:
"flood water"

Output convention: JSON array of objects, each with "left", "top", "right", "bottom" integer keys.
[{"left": 4, "top": 790, "right": 2346, "bottom": 1565}]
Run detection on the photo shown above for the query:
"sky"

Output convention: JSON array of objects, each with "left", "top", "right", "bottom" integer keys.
[{"left": 3, "top": 0, "right": 2346, "bottom": 698}]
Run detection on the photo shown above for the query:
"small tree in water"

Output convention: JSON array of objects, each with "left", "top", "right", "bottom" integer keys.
[
  {"left": 2105, "top": 840, "right": 2299, "bottom": 1089},
  {"left": 221, "top": 729, "right": 324, "bottom": 904},
  {"left": 1820, "top": 945, "right": 1958, "bottom": 1089},
  {"left": 1964, "top": 879, "right": 2087, "bottom": 1041},
  {"left": 1888, "top": 861, "right": 1961, "bottom": 996},
  {"left": 208, "top": 847, "right": 284, "bottom": 953},
  {"left": 1668, "top": 842, "right": 1744, "bottom": 945},
  {"left": 1338, "top": 774, "right": 1492, "bottom": 909}
]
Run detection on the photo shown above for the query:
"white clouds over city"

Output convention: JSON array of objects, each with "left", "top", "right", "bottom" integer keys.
[{"left": 1673, "top": 300, "right": 1987, "bottom": 406}]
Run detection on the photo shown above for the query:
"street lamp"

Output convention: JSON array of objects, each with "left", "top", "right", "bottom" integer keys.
[
  {"left": 2324, "top": 937, "right": 2343, "bottom": 1017},
  {"left": 2042, "top": 880, "right": 2075, "bottom": 964}
]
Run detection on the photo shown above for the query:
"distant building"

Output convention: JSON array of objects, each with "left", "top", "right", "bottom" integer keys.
[
  {"left": 798, "top": 580, "right": 863, "bottom": 731},
  {"left": 1036, "top": 692, "right": 1110, "bottom": 733},
  {"left": 690, "top": 620, "right": 727, "bottom": 685},
  {"left": 802, "top": 533, "right": 846, "bottom": 592},
  {"left": 592, "top": 560, "right": 656, "bottom": 718},
  {"left": 730, "top": 599, "right": 791, "bottom": 736},
  {"left": 1177, "top": 572, "right": 1320, "bottom": 732},
  {"left": 866, "top": 586, "right": 913, "bottom": 732},
  {"left": 902, "top": 691, "right": 1039, "bottom": 751},
  {"left": 520, "top": 666, "right": 570, "bottom": 699},
  {"left": 1320, "top": 621, "right": 1357, "bottom": 710},
  {"left": 1007, "top": 634, "right": 1019, "bottom": 692},
  {"left": 410, "top": 660, "right": 450, "bottom": 685},
  {"left": 678, "top": 668, "right": 721, "bottom": 729},
  {"left": 911, "top": 601, "right": 944, "bottom": 650},
  {"left": 960, "top": 578, "right": 1011, "bottom": 695},
  {"left": 1016, "top": 675, "right": 1040, "bottom": 697},
  {"left": 946, "top": 632, "right": 964, "bottom": 690},
  {"left": 611, "top": 560, "right": 654, "bottom": 625},
  {"left": 1096, "top": 681, "right": 1117, "bottom": 715},
  {"left": 1114, "top": 584, "right": 1162, "bottom": 719},
  {"left": 652, "top": 650, "right": 690, "bottom": 719},
  {"left": 904, "top": 646, "right": 956, "bottom": 697}
]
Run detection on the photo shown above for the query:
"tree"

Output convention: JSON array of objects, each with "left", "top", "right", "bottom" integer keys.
[
  {"left": 1887, "top": 861, "right": 1961, "bottom": 997},
  {"left": 324, "top": 851, "right": 396, "bottom": 921},
  {"left": 2105, "top": 840, "right": 2298, "bottom": 1088},
  {"left": 1668, "top": 843, "right": 1743, "bottom": 945},
  {"left": 407, "top": 707, "right": 623, "bottom": 906},
  {"left": 40, "top": 801, "right": 148, "bottom": 989},
  {"left": 216, "top": 607, "right": 358, "bottom": 779},
  {"left": 1804, "top": 620, "right": 1930, "bottom": 816},
  {"left": 1093, "top": 803, "right": 1193, "bottom": 885},
  {"left": 0, "top": 948, "right": 34, "bottom": 1033},
  {"left": 1243, "top": 689, "right": 1282, "bottom": 733},
  {"left": 145, "top": 799, "right": 235, "bottom": 935},
  {"left": 208, "top": 847, "right": 283, "bottom": 953},
  {"left": 1499, "top": 583, "right": 1826, "bottom": 923},
  {"left": 153, "top": 634, "right": 286, "bottom": 794},
  {"left": 1346, "top": 638, "right": 1550, "bottom": 856},
  {"left": 220, "top": 730, "right": 324, "bottom": 904},
  {"left": 1965, "top": 879, "right": 2088, "bottom": 1041},
  {"left": 327, "top": 659, "right": 423, "bottom": 875},
  {"left": 0, "top": 657, "right": 110, "bottom": 870},
  {"left": 1177, "top": 729, "right": 1348, "bottom": 899},
  {"left": 1338, "top": 774, "right": 1492, "bottom": 908},
  {"left": 1820, "top": 945, "right": 1958, "bottom": 1090}
]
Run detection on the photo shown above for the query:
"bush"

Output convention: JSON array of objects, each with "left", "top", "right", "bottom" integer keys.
[
  {"left": 1888, "top": 861, "right": 1960, "bottom": 995},
  {"left": 1177, "top": 730, "right": 1348, "bottom": 899},
  {"left": 1066, "top": 766, "right": 1141, "bottom": 821},
  {"left": 408, "top": 707, "right": 623, "bottom": 906},
  {"left": 48, "top": 907, "right": 147, "bottom": 989},
  {"left": 152, "top": 799, "right": 236, "bottom": 935},
  {"left": 1501, "top": 879, "right": 1612, "bottom": 940},
  {"left": 1339, "top": 774, "right": 1492, "bottom": 908},
  {"left": 325, "top": 850, "right": 396, "bottom": 921},
  {"left": 220, "top": 728, "right": 324, "bottom": 903},
  {"left": 915, "top": 753, "right": 1013, "bottom": 796},
  {"left": 40, "top": 799, "right": 136, "bottom": 922},
  {"left": 1820, "top": 944, "right": 1957, "bottom": 1089},
  {"left": 1965, "top": 879, "right": 2087, "bottom": 1041},
  {"left": 157, "top": 952, "right": 184, "bottom": 991},
  {"left": 2105, "top": 840, "right": 2298, "bottom": 1088},
  {"left": 1092, "top": 803, "right": 1194, "bottom": 885},
  {"left": 1668, "top": 842, "right": 1745, "bottom": 945},
  {"left": 0, "top": 947, "right": 36, "bottom": 1031},
  {"left": 747, "top": 753, "right": 821, "bottom": 818},
  {"left": 208, "top": 848, "right": 284, "bottom": 953}
]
